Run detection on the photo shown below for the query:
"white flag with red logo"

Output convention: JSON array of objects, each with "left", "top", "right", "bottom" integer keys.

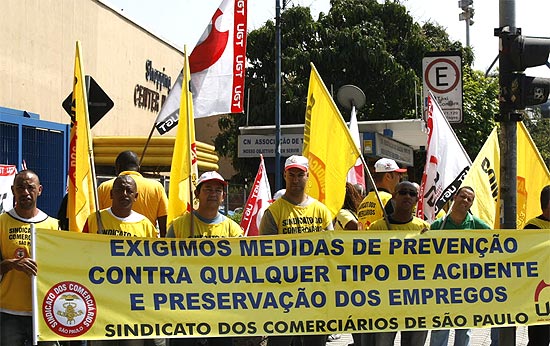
[
  {"left": 155, "top": 0, "right": 247, "bottom": 134},
  {"left": 240, "top": 155, "right": 272, "bottom": 236},
  {"left": 0, "top": 165, "right": 16, "bottom": 214},
  {"left": 346, "top": 107, "right": 365, "bottom": 188},
  {"left": 417, "top": 93, "right": 471, "bottom": 223}
]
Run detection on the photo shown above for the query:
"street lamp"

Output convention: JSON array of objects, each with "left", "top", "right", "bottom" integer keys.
[{"left": 458, "top": 0, "right": 474, "bottom": 47}]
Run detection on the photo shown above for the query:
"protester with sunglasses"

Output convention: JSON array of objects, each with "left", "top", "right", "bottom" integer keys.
[{"left": 369, "top": 181, "right": 429, "bottom": 346}]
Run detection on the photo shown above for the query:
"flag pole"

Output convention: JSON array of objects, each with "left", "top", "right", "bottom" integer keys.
[
  {"left": 357, "top": 150, "right": 392, "bottom": 230},
  {"left": 31, "top": 224, "right": 38, "bottom": 346},
  {"left": 336, "top": 86, "right": 391, "bottom": 231},
  {"left": 83, "top": 75, "right": 104, "bottom": 233},
  {"left": 139, "top": 124, "right": 156, "bottom": 167},
  {"left": 183, "top": 46, "right": 196, "bottom": 238}
]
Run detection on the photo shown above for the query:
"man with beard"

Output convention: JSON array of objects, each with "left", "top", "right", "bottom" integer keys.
[{"left": 0, "top": 170, "right": 59, "bottom": 345}]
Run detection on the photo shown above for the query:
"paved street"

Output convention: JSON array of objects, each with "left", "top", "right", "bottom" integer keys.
[{"left": 326, "top": 327, "right": 529, "bottom": 346}]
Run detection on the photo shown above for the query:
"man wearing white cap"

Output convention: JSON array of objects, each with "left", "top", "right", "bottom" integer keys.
[
  {"left": 259, "top": 155, "right": 332, "bottom": 346},
  {"left": 357, "top": 158, "right": 407, "bottom": 230},
  {"left": 168, "top": 171, "right": 242, "bottom": 346},
  {"left": 167, "top": 171, "right": 243, "bottom": 239}
]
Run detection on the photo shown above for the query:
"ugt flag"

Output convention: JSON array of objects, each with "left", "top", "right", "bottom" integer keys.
[
  {"left": 417, "top": 93, "right": 471, "bottom": 223},
  {"left": 155, "top": 0, "right": 247, "bottom": 134},
  {"left": 240, "top": 155, "right": 272, "bottom": 236}
]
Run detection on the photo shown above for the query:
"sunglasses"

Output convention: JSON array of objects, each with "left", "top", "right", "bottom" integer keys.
[{"left": 397, "top": 190, "right": 418, "bottom": 197}]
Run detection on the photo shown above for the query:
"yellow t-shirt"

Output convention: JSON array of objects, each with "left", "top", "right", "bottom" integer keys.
[
  {"left": 97, "top": 171, "right": 168, "bottom": 225},
  {"left": 369, "top": 215, "right": 430, "bottom": 232},
  {"left": 357, "top": 190, "right": 392, "bottom": 230},
  {"left": 85, "top": 209, "right": 158, "bottom": 238},
  {"left": 259, "top": 197, "right": 333, "bottom": 235},
  {"left": 335, "top": 209, "right": 357, "bottom": 230},
  {"left": 523, "top": 216, "right": 550, "bottom": 229},
  {"left": 0, "top": 209, "right": 58, "bottom": 315},
  {"left": 168, "top": 211, "right": 243, "bottom": 239}
]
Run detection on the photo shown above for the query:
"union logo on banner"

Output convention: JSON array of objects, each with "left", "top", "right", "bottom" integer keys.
[{"left": 42, "top": 281, "right": 97, "bottom": 337}]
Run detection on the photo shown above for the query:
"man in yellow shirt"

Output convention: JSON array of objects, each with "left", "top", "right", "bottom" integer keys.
[
  {"left": 97, "top": 151, "right": 168, "bottom": 236},
  {"left": 168, "top": 171, "right": 241, "bottom": 346},
  {"left": 357, "top": 158, "right": 406, "bottom": 230},
  {"left": 168, "top": 171, "right": 242, "bottom": 239},
  {"left": 370, "top": 181, "right": 429, "bottom": 346},
  {"left": 259, "top": 155, "right": 332, "bottom": 346},
  {"left": 85, "top": 175, "right": 157, "bottom": 238},
  {"left": 0, "top": 170, "right": 59, "bottom": 345}
]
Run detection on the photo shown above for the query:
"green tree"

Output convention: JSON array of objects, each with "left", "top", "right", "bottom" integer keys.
[
  {"left": 523, "top": 111, "right": 550, "bottom": 165},
  {"left": 215, "top": 0, "right": 498, "bottom": 180},
  {"left": 454, "top": 67, "right": 499, "bottom": 159}
]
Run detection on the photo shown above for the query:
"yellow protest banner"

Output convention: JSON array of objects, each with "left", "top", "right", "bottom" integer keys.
[{"left": 35, "top": 229, "right": 550, "bottom": 341}]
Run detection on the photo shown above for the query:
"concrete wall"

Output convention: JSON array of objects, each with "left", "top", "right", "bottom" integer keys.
[{"left": 0, "top": 0, "right": 183, "bottom": 137}]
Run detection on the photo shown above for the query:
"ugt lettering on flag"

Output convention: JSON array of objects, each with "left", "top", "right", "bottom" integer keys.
[{"left": 155, "top": 0, "right": 247, "bottom": 134}]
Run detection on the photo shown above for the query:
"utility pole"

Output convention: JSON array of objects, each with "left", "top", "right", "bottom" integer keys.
[
  {"left": 497, "top": 0, "right": 550, "bottom": 343},
  {"left": 274, "top": 0, "right": 282, "bottom": 191}
]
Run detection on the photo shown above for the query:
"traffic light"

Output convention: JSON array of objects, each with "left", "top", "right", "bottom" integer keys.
[{"left": 499, "top": 28, "right": 550, "bottom": 112}]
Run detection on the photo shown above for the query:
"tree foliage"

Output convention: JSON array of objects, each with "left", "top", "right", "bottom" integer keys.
[
  {"left": 523, "top": 112, "right": 550, "bottom": 166},
  {"left": 455, "top": 67, "right": 499, "bottom": 159},
  {"left": 215, "top": 0, "right": 498, "bottom": 180}
]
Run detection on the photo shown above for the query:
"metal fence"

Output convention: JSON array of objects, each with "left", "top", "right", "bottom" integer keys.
[{"left": 0, "top": 107, "right": 69, "bottom": 217}]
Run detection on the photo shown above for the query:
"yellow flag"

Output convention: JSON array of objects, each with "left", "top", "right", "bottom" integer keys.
[
  {"left": 461, "top": 128, "right": 500, "bottom": 228},
  {"left": 167, "top": 47, "right": 198, "bottom": 225},
  {"left": 517, "top": 122, "right": 550, "bottom": 228},
  {"left": 302, "top": 63, "right": 361, "bottom": 216},
  {"left": 463, "top": 124, "right": 550, "bottom": 228},
  {"left": 67, "top": 41, "right": 96, "bottom": 232}
]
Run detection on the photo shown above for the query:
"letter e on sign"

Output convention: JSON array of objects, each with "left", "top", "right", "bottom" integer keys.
[{"left": 422, "top": 53, "right": 463, "bottom": 123}]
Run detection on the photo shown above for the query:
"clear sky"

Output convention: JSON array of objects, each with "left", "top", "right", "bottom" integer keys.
[{"left": 104, "top": 0, "right": 550, "bottom": 77}]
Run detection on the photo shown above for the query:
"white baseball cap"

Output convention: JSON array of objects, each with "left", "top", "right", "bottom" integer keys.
[
  {"left": 284, "top": 155, "right": 309, "bottom": 171},
  {"left": 197, "top": 171, "right": 228, "bottom": 186},
  {"left": 374, "top": 158, "right": 407, "bottom": 173}
]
